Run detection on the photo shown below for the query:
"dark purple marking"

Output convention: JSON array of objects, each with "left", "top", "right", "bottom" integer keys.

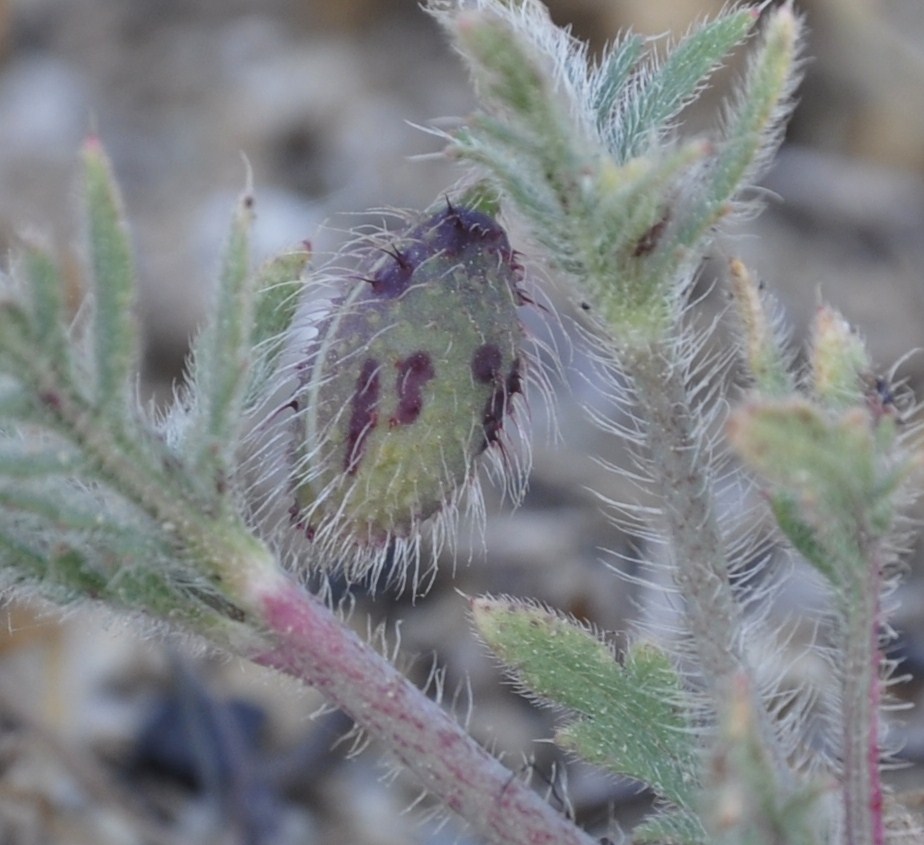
[
  {"left": 632, "top": 214, "right": 669, "bottom": 257},
  {"left": 288, "top": 502, "right": 316, "bottom": 541},
  {"left": 345, "top": 359, "right": 381, "bottom": 474},
  {"left": 471, "top": 343, "right": 502, "bottom": 384},
  {"left": 39, "top": 390, "right": 62, "bottom": 411},
  {"left": 364, "top": 206, "right": 514, "bottom": 299},
  {"left": 428, "top": 205, "right": 511, "bottom": 257},
  {"left": 506, "top": 358, "right": 522, "bottom": 396},
  {"left": 368, "top": 253, "right": 415, "bottom": 298},
  {"left": 391, "top": 351, "right": 435, "bottom": 426},
  {"left": 478, "top": 357, "right": 522, "bottom": 453}
]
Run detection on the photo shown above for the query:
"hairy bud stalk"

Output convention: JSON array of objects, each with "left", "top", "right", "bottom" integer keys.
[{"left": 288, "top": 204, "right": 526, "bottom": 578}]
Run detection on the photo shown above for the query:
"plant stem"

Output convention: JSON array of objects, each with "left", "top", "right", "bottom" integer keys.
[
  {"left": 841, "top": 544, "right": 884, "bottom": 845},
  {"left": 247, "top": 571, "right": 598, "bottom": 845},
  {"left": 627, "top": 345, "right": 790, "bottom": 781}
]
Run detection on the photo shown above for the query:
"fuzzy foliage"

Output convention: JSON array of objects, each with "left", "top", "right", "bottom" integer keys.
[
  {"left": 430, "top": 0, "right": 799, "bottom": 345},
  {"left": 0, "top": 3, "right": 920, "bottom": 845},
  {"left": 0, "top": 131, "right": 598, "bottom": 845},
  {"left": 432, "top": 2, "right": 919, "bottom": 844},
  {"left": 472, "top": 597, "right": 699, "bottom": 815}
]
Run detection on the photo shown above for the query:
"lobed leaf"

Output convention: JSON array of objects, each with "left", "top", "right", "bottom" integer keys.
[{"left": 472, "top": 596, "right": 698, "bottom": 810}]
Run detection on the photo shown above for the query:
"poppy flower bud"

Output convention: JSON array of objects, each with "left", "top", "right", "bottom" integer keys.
[{"left": 291, "top": 204, "right": 525, "bottom": 559}]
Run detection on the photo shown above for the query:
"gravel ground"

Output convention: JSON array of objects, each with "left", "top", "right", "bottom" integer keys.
[{"left": 0, "top": 1, "right": 923, "bottom": 843}]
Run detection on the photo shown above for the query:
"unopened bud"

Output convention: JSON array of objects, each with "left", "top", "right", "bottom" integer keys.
[{"left": 292, "top": 204, "right": 525, "bottom": 554}]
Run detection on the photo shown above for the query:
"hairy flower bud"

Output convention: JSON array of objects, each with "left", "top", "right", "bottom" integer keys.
[{"left": 290, "top": 204, "right": 525, "bottom": 564}]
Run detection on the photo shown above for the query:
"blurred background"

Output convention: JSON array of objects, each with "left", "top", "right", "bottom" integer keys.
[{"left": 0, "top": 1, "right": 923, "bottom": 842}]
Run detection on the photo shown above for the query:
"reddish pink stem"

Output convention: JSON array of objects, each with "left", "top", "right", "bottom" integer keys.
[
  {"left": 867, "top": 592, "right": 884, "bottom": 845},
  {"left": 251, "top": 576, "right": 597, "bottom": 845}
]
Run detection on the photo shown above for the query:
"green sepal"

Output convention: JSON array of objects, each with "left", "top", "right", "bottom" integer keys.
[
  {"left": 809, "top": 305, "right": 870, "bottom": 411},
  {"left": 768, "top": 491, "right": 836, "bottom": 583},
  {"left": 730, "top": 400, "right": 871, "bottom": 516},
  {"left": 250, "top": 249, "right": 309, "bottom": 377},
  {"left": 727, "top": 258, "right": 794, "bottom": 398},
  {"left": 729, "top": 399, "right": 904, "bottom": 590}
]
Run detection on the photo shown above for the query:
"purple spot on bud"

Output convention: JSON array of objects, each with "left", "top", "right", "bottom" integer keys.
[
  {"left": 369, "top": 254, "right": 415, "bottom": 298},
  {"left": 345, "top": 359, "right": 381, "bottom": 474},
  {"left": 506, "top": 359, "right": 522, "bottom": 396},
  {"left": 478, "top": 357, "right": 522, "bottom": 453},
  {"left": 363, "top": 205, "right": 516, "bottom": 301},
  {"left": 429, "top": 206, "right": 511, "bottom": 257},
  {"left": 392, "top": 351, "right": 435, "bottom": 426},
  {"left": 288, "top": 502, "right": 316, "bottom": 541},
  {"left": 471, "top": 343, "right": 502, "bottom": 384}
]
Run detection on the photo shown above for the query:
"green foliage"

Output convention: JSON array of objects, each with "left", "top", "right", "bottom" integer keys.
[
  {"left": 473, "top": 597, "right": 698, "bottom": 813},
  {"left": 433, "top": 1, "right": 799, "bottom": 346},
  {"left": 436, "top": 3, "right": 916, "bottom": 844},
  {"left": 0, "top": 142, "right": 275, "bottom": 641},
  {"left": 184, "top": 192, "right": 256, "bottom": 481},
  {"left": 250, "top": 250, "right": 309, "bottom": 378},
  {"left": 0, "top": 3, "right": 919, "bottom": 845},
  {"left": 82, "top": 137, "right": 139, "bottom": 416},
  {"left": 608, "top": 10, "right": 756, "bottom": 161}
]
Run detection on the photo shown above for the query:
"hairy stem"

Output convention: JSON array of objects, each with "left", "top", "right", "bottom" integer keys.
[
  {"left": 247, "top": 572, "right": 597, "bottom": 845},
  {"left": 841, "top": 543, "right": 884, "bottom": 845},
  {"left": 627, "top": 345, "right": 790, "bottom": 781}
]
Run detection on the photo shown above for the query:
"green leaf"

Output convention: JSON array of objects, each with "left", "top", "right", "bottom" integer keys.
[
  {"left": 82, "top": 137, "right": 138, "bottom": 414},
  {"left": 674, "top": 6, "right": 800, "bottom": 249},
  {"left": 0, "top": 447, "right": 81, "bottom": 477},
  {"left": 768, "top": 492, "right": 836, "bottom": 583},
  {"left": 0, "top": 485, "right": 118, "bottom": 535},
  {"left": 592, "top": 33, "right": 644, "bottom": 139},
  {"left": 185, "top": 191, "right": 255, "bottom": 480},
  {"left": 472, "top": 597, "right": 698, "bottom": 809},
  {"left": 614, "top": 8, "right": 757, "bottom": 161},
  {"left": 22, "top": 245, "right": 70, "bottom": 370},
  {"left": 633, "top": 809, "right": 706, "bottom": 845},
  {"left": 459, "top": 14, "right": 555, "bottom": 122},
  {"left": 727, "top": 258, "right": 794, "bottom": 397},
  {"left": 452, "top": 12, "right": 584, "bottom": 218}
]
